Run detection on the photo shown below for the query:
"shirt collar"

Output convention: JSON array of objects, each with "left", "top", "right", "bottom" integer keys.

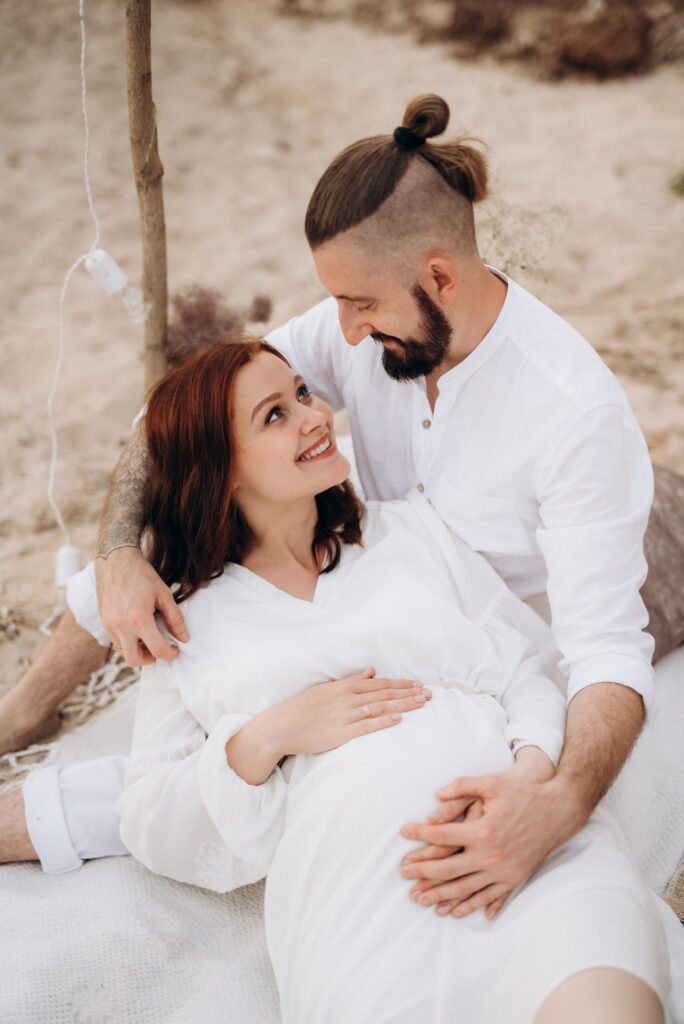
[{"left": 434, "top": 266, "right": 516, "bottom": 393}]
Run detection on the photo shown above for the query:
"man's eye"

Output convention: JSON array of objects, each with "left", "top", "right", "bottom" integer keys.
[{"left": 357, "top": 304, "right": 372, "bottom": 312}]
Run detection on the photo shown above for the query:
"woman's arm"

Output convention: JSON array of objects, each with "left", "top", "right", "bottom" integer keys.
[
  {"left": 225, "top": 670, "right": 431, "bottom": 784},
  {"left": 481, "top": 588, "right": 567, "bottom": 766},
  {"left": 119, "top": 661, "right": 430, "bottom": 888},
  {"left": 117, "top": 660, "right": 279, "bottom": 891}
]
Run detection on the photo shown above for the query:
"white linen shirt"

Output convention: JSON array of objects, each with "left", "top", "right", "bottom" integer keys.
[
  {"left": 118, "top": 496, "right": 566, "bottom": 890},
  {"left": 266, "top": 270, "right": 655, "bottom": 707}
]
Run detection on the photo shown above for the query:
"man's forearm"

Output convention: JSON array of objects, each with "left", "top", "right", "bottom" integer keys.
[
  {"left": 551, "top": 681, "right": 645, "bottom": 834},
  {"left": 96, "top": 425, "right": 150, "bottom": 558}
]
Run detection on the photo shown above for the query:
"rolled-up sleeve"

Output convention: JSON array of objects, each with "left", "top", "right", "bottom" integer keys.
[{"left": 536, "top": 405, "right": 655, "bottom": 709}]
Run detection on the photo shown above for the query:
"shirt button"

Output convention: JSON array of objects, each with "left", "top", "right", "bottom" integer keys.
[
  {"left": 422, "top": 419, "right": 431, "bottom": 429},
  {"left": 417, "top": 483, "right": 424, "bottom": 493}
]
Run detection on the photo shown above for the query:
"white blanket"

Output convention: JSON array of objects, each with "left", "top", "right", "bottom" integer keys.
[{"left": 1, "top": 650, "right": 683, "bottom": 1024}]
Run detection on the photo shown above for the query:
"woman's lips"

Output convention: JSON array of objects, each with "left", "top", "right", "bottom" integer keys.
[{"left": 297, "top": 435, "right": 336, "bottom": 462}]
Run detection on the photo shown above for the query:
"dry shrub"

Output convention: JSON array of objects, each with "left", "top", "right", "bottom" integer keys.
[
  {"left": 445, "top": 1, "right": 512, "bottom": 50},
  {"left": 554, "top": 7, "right": 653, "bottom": 77},
  {"left": 165, "top": 286, "right": 272, "bottom": 367}
]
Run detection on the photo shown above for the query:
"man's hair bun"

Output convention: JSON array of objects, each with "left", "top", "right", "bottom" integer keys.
[{"left": 401, "top": 94, "right": 450, "bottom": 141}]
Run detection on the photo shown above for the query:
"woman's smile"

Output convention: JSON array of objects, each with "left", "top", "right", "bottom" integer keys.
[{"left": 297, "top": 434, "right": 336, "bottom": 462}]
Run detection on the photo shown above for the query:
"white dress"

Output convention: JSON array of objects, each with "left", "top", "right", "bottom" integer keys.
[{"left": 117, "top": 494, "right": 672, "bottom": 1023}]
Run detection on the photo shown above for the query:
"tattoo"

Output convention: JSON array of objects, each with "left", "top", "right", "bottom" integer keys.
[{"left": 96, "top": 424, "right": 151, "bottom": 558}]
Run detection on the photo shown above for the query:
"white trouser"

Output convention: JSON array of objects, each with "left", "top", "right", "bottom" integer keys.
[
  {"left": 24, "top": 755, "right": 129, "bottom": 872},
  {"left": 24, "top": 561, "right": 129, "bottom": 871}
]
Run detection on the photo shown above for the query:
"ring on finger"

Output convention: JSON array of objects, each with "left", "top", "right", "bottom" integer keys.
[{"left": 363, "top": 703, "right": 373, "bottom": 719}]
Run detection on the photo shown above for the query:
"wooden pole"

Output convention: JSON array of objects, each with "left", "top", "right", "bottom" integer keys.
[{"left": 125, "top": 0, "right": 168, "bottom": 390}]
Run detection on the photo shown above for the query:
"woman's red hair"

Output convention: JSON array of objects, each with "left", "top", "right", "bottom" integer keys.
[{"left": 142, "top": 335, "right": 363, "bottom": 603}]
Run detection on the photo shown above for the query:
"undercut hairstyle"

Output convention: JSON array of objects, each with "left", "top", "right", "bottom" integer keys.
[
  {"left": 305, "top": 94, "right": 489, "bottom": 264},
  {"left": 142, "top": 337, "right": 363, "bottom": 604}
]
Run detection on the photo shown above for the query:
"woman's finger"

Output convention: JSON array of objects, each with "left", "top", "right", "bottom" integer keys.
[
  {"left": 351, "top": 675, "right": 419, "bottom": 694},
  {"left": 358, "top": 691, "right": 431, "bottom": 720},
  {"left": 356, "top": 684, "right": 427, "bottom": 705},
  {"left": 355, "top": 710, "right": 422, "bottom": 737}
]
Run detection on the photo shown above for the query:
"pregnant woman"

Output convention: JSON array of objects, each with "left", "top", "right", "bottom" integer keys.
[{"left": 118, "top": 336, "right": 675, "bottom": 1023}]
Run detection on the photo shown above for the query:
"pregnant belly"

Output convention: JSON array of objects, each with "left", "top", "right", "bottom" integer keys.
[{"left": 265, "top": 687, "right": 514, "bottom": 1023}]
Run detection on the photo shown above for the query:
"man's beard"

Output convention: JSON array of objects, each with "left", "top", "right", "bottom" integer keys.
[{"left": 372, "top": 284, "right": 452, "bottom": 382}]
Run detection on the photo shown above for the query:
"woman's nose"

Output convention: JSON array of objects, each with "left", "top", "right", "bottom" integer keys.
[{"left": 300, "top": 400, "right": 328, "bottom": 433}]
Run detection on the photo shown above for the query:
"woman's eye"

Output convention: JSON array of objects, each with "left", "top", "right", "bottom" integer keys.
[
  {"left": 297, "top": 384, "right": 311, "bottom": 401},
  {"left": 265, "top": 406, "right": 282, "bottom": 425},
  {"left": 357, "top": 304, "right": 372, "bottom": 312}
]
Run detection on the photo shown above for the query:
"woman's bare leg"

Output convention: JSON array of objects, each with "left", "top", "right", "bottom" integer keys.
[
  {"left": 0, "top": 608, "right": 108, "bottom": 755},
  {"left": 534, "top": 967, "right": 664, "bottom": 1024},
  {"left": 0, "top": 788, "right": 38, "bottom": 863}
]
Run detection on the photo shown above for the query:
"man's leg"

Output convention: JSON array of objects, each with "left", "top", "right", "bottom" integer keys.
[
  {"left": 0, "top": 788, "right": 38, "bottom": 864},
  {"left": 0, "top": 608, "right": 109, "bottom": 755},
  {"left": 0, "top": 755, "right": 128, "bottom": 870}
]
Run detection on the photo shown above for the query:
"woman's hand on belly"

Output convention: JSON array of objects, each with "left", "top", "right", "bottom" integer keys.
[{"left": 225, "top": 669, "right": 431, "bottom": 783}]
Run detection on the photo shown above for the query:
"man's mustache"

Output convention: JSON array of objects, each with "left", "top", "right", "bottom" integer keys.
[{"left": 371, "top": 332, "right": 404, "bottom": 347}]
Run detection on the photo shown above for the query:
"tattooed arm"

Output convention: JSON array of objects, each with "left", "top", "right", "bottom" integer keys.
[{"left": 94, "top": 424, "right": 189, "bottom": 666}]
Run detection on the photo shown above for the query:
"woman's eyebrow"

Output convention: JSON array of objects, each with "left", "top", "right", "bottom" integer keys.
[
  {"left": 251, "top": 392, "right": 282, "bottom": 422},
  {"left": 250, "top": 376, "right": 306, "bottom": 422}
]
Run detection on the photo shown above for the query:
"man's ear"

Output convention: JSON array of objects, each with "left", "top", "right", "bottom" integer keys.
[{"left": 423, "top": 255, "right": 458, "bottom": 305}]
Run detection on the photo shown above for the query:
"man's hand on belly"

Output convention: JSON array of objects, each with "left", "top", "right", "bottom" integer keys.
[
  {"left": 399, "top": 684, "right": 645, "bottom": 919},
  {"left": 398, "top": 748, "right": 571, "bottom": 920}
]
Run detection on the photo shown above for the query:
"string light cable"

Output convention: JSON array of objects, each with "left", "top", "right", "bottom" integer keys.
[{"left": 47, "top": 0, "right": 145, "bottom": 617}]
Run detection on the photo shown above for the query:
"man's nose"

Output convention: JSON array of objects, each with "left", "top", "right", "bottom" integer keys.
[{"left": 338, "top": 305, "right": 373, "bottom": 347}]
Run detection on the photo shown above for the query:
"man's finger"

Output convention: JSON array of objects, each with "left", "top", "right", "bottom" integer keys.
[
  {"left": 427, "top": 797, "right": 473, "bottom": 822},
  {"left": 119, "top": 630, "right": 150, "bottom": 668},
  {"left": 401, "top": 842, "right": 460, "bottom": 865},
  {"left": 412, "top": 871, "right": 487, "bottom": 907},
  {"left": 132, "top": 614, "right": 179, "bottom": 663},
  {"left": 135, "top": 640, "right": 156, "bottom": 667},
  {"left": 450, "top": 883, "right": 512, "bottom": 919},
  {"left": 430, "top": 883, "right": 509, "bottom": 919},
  {"left": 484, "top": 894, "right": 509, "bottom": 920},
  {"left": 400, "top": 820, "right": 471, "bottom": 848},
  {"left": 435, "top": 775, "right": 493, "bottom": 802},
  {"left": 156, "top": 589, "right": 189, "bottom": 643},
  {"left": 409, "top": 877, "right": 444, "bottom": 900},
  {"left": 402, "top": 849, "right": 478, "bottom": 882}
]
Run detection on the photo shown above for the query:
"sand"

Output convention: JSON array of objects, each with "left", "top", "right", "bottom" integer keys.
[{"left": 1, "top": 0, "right": 683, "bottom": 699}]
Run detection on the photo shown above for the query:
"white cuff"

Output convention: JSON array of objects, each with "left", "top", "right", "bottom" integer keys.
[
  {"left": 66, "top": 560, "right": 110, "bottom": 648},
  {"left": 24, "top": 766, "right": 83, "bottom": 874},
  {"left": 566, "top": 654, "right": 655, "bottom": 714},
  {"left": 505, "top": 718, "right": 564, "bottom": 766},
  {"left": 23, "top": 756, "right": 129, "bottom": 874},
  {"left": 59, "top": 755, "right": 129, "bottom": 860}
]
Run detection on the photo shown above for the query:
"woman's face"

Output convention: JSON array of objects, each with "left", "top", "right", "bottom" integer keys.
[{"left": 231, "top": 351, "right": 350, "bottom": 511}]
